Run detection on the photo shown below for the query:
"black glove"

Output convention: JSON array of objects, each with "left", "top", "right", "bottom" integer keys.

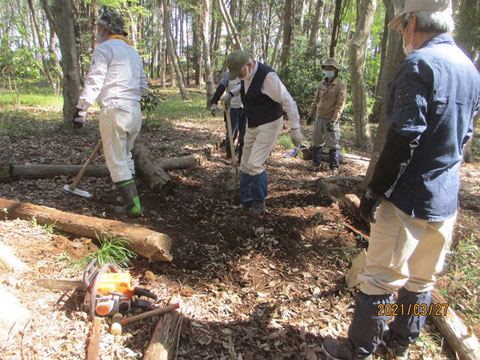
[
  {"left": 359, "top": 189, "right": 382, "bottom": 223},
  {"left": 72, "top": 108, "right": 86, "bottom": 129},
  {"left": 307, "top": 116, "right": 314, "bottom": 125}
]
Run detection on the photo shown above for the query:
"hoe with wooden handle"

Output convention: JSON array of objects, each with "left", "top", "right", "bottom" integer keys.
[
  {"left": 224, "top": 104, "right": 239, "bottom": 191},
  {"left": 63, "top": 139, "right": 103, "bottom": 198}
]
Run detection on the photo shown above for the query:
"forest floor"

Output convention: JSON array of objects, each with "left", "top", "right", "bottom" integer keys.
[{"left": 0, "top": 85, "right": 479, "bottom": 360}]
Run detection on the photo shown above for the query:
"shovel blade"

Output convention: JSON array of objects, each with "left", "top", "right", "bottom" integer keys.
[
  {"left": 63, "top": 184, "right": 92, "bottom": 198},
  {"left": 226, "top": 168, "right": 238, "bottom": 191}
]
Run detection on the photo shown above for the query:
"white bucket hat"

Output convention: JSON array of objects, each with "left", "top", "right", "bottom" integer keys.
[{"left": 388, "top": 0, "right": 451, "bottom": 32}]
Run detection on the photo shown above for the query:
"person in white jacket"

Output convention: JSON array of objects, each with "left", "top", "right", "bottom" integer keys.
[{"left": 72, "top": 7, "right": 148, "bottom": 217}]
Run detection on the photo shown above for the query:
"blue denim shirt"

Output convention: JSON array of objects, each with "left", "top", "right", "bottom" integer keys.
[{"left": 382, "top": 33, "right": 480, "bottom": 221}]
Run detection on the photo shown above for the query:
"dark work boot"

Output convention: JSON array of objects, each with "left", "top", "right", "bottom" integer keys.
[
  {"left": 247, "top": 200, "right": 265, "bottom": 216},
  {"left": 322, "top": 337, "right": 372, "bottom": 360},
  {"left": 329, "top": 148, "right": 340, "bottom": 169},
  {"left": 114, "top": 179, "right": 142, "bottom": 217},
  {"left": 312, "top": 145, "right": 323, "bottom": 166}
]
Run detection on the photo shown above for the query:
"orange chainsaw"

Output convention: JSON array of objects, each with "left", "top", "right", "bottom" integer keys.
[{"left": 38, "top": 259, "right": 157, "bottom": 319}]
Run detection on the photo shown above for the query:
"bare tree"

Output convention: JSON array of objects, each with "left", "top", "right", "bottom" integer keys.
[
  {"left": 362, "top": 0, "right": 404, "bottom": 188},
  {"left": 200, "top": 0, "right": 215, "bottom": 106},
  {"left": 329, "top": 0, "right": 343, "bottom": 58},
  {"left": 348, "top": 0, "right": 376, "bottom": 148},
  {"left": 218, "top": 0, "right": 243, "bottom": 50},
  {"left": 162, "top": 0, "right": 188, "bottom": 99},
  {"left": 41, "top": 0, "right": 81, "bottom": 129},
  {"left": 307, "top": 0, "right": 325, "bottom": 55},
  {"left": 279, "top": 0, "right": 293, "bottom": 67}
]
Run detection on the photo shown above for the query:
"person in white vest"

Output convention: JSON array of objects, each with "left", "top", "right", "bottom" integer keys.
[
  {"left": 210, "top": 72, "right": 246, "bottom": 161},
  {"left": 72, "top": 7, "right": 148, "bottom": 217}
]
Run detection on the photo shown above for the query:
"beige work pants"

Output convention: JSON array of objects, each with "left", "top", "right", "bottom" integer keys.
[
  {"left": 240, "top": 118, "right": 283, "bottom": 176},
  {"left": 99, "top": 100, "right": 142, "bottom": 183},
  {"left": 359, "top": 200, "right": 456, "bottom": 295}
]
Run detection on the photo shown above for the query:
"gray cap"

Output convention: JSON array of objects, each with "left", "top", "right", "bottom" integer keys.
[
  {"left": 322, "top": 58, "right": 340, "bottom": 70},
  {"left": 226, "top": 50, "right": 250, "bottom": 80},
  {"left": 97, "top": 7, "right": 125, "bottom": 35},
  {"left": 388, "top": 0, "right": 451, "bottom": 32}
]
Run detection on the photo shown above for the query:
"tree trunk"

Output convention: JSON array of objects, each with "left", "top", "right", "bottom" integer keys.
[
  {"left": 330, "top": 0, "right": 343, "bottom": 58},
  {"left": 27, "top": 0, "right": 55, "bottom": 89},
  {"left": 162, "top": 0, "right": 188, "bottom": 99},
  {"left": 218, "top": 0, "right": 243, "bottom": 50},
  {"left": 431, "top": 289, "right": 480, "bottom": 360},
  {"left": 348, "top": 0, "right": 377, "bottom": 148},
  {"left": 192, "top": 18, "right": 203, "bottom": 86},
  {"left": 132, "top": 143, "right": 175, "bottom": 196},
  {"left": 85, "top": 317, "right": 101, "bottom": 360},
  {"left": 279, "top": 0, "right": 293, "bottom": 68},
  {"left": 47, "top": 0, "right": 81, "bottom": 129},
  {"left": 143, "top": 301, "right": 183, "bottom": 360},
  {"left": 362, "top": 0, "right": 404, "bottom": 188},
  {"left": 463, "top": 56, "right": 480, "bottom": 163},
  {"left": 201, "top": 0, "right": 215, "bottom": 106},
  {"left": 306, "top": 0, "right": 325, "bottom": 56},
  {"left": 0, "top": 163, "right": 108, "bottom": 182},
  {"left": 0, "top": 198, "right": 173, "bottom": 262}
]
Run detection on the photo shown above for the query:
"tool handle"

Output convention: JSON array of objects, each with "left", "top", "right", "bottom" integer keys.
[
  {"left": 71, "top": 139, "right": 103, "bottom": 188},
  {"left": 224, "top": 105, "right": 237, "bottom": 169},
  {"left": 121, "top": 303, "right": 179, "bottom": 325},
  {"left": 134, "top": 287, "right": 158, "bottom": 300}
]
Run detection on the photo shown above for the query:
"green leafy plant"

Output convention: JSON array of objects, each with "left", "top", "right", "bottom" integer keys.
[
  {"left": 68, "top": 231, "right": 137, "bottom": 271},
  {"left": 43, "top": 220, "right": 57, "bottom": 234},
  {"left": 141, "top": 88, "right": 165, "bottom": 125}
]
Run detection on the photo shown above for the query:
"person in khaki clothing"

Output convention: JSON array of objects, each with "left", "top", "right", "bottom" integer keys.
[
  {"left": 307, "top": 58, "right": 346, "bottom": 172},
  {"left": 321, "top": 1, "right": 480, "bottom": 359}
]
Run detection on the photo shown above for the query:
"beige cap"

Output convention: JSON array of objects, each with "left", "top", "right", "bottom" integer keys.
[
  {"left": 388, "top": 0, "right": 451, "bottom": 32},
  {"left": 321, "top": 58, "right": 340, "bottom": 70}
]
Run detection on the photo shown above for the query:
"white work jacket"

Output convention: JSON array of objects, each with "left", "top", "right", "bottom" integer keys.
[{"left": 77, "top": 39, "right": 148, "bottom": 110}]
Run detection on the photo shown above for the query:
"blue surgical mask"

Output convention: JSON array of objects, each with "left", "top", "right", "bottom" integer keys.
[{"left": 324, "top": 70, "right": 335, "bottom": 79}]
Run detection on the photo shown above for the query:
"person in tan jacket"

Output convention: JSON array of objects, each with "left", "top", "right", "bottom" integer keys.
[{"left": 307, "top": 58, "right": 346, "bottom": 172}]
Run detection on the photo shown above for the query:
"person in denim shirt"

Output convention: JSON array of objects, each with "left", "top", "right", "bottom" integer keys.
[{"left": 323, "top": 1, "right": 480, "bottom": 359}]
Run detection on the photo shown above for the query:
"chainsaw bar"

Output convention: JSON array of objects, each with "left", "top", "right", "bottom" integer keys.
[{"left": 38, "top": 279, "right": 87, "bottom": 291}]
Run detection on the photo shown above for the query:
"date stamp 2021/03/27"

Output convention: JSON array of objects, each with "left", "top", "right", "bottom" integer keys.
[{"left": 377, "top": 303, "right": 449, "bottom": 317}]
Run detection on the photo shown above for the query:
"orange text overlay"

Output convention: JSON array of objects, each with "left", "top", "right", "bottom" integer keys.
[{"left": 377, "top": 303, "right": 449, "bottom": 317}]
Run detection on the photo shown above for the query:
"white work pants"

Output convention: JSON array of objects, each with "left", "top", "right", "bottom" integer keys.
[
  {"left": 99, "top": 100, "right": 142, "bottom": 183},
  {"left": 240, "top": 118, "right": 283, "bottom": 176},
  {"left": 359, "top": 200, "right": 456, "bottom": 295}
]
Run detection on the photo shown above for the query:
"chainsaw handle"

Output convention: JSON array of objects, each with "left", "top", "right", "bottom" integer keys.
[{"left": 134, "top": 287, "right": 158, "bottom": 300}]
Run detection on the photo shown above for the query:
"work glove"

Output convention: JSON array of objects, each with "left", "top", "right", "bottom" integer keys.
[
  {"left": 289, "top": 128, "right": 303, "bottom": 147},
  {"left": 72, "top": 107, "right": 87, "bottom": 129},
  {"left": 359, "top": 189, "right": 383, "bottom": 223},
  {"left": 220, "top": 92, "right": 233, "bottom": 107},
  {"left": 306, "top": 115, "right": 314, "bottom": 125},
  {"left": 210, "top": 103, "right": 217, "bottom": 116},
  {"left": 326, "top": 122, "right": 334, "bottom": 132}
]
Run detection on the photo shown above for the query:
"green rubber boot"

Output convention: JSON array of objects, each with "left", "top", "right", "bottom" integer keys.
[{"left": 114, "top": 179, "right": 142, "bottom": 217}]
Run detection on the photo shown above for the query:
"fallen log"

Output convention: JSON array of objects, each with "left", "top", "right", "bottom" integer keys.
[
  {"left": 431, "top": 289, "right": 480, "bottom": 360},
  {"left": 133, "top": 144, "right": 175, "bottom": 196},
  {"left": 85, "top": 316, "right": 101, "bottom": 360},
  {"left": 1, "top": 154, "right": 206, "bottom": 184},
  {"left": 0, "top": 198, "right": 172, "bottom": 262},
  {"left": 143, "top": 302, "right": 183, "bottom": 360},
  {"left": 157, "top": 154, "right": 206, "bottom": 170}
]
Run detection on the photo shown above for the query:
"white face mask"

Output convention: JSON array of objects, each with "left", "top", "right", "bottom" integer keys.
[
  {"left": 323, "top": 70, "right": 335, "bottom": 79},
  {"left": 402, "top": 22, "right": 415, "bottom": 56},
  {"left": 96, "top": 30, "right": 109, "bottom": 44}
]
